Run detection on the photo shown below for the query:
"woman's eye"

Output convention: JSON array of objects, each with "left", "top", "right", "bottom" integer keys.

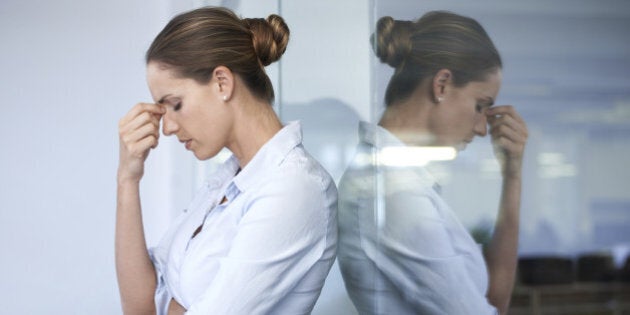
[
  {"left": 475, "top": 104, "right": 483, "bottom": 113},
  {"left": 174, "top": 102, "right": 182, "bottom": 111}
]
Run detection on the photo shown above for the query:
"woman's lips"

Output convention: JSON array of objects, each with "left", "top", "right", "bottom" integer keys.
[{"left": 179, "top": 138, "right": 192, "bottom": 150}]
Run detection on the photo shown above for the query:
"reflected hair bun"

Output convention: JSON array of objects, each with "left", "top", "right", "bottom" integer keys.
[
  {"left": 372, "top": 16, "right": 413, "bottom": 68},
  {"left": 244, "top": 14, "right": 290, "bottom": 66}
]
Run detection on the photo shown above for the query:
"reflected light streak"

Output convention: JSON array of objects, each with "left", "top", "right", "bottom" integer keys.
[
  {"left": 378, "top": 146, "right": 457, "bottom": 167},
  {"left": 538, "top": 152, "right": 565, "bottom": 165},
  {"left": 538, "top": 164, "right": 578, "bottom": 178},
  {"left": 537, "top": 152, "right": 578, "bottom": 178}
]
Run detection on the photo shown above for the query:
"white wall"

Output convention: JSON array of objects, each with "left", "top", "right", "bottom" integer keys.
[
  {"left": 280, "top": 1, "right": 372, "bottom": 121},
  {"left": 0, "top": 0, "right": 180, "bottom": 313}
]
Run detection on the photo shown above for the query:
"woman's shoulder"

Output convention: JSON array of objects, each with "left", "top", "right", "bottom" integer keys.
[
  {"left": 240, "top": 146, "right": 337, "bottom": 222},
  {"left": 274, "top": 145, "right": 336, "bottom": 192}
]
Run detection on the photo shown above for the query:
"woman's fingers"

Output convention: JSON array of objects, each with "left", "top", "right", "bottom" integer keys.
[
  {"left": 488, "top": 106, "right": 526, "bottom": 131},
  {"left": 119, "top": 103, "right": 164, "bottom": 128},
  {"left": 486, "top": 105, "right": 528, "bottom": 162},
  {"left": 121, "top": 110, "right": 161, "bottom": 139},
  {"left": 128, "top": 135, "right": 159, "bottom": 158},
  {"left": 120, "top": 103, "right": 163, "bottom": 142},
  {"left": 488, "top": 117, "right": 527, "bottom": 145},
  {"left": 122, "top": 123, "right": 161, "bottom": 155},
  {"left": 487, "top": 106, "right": 528, "bottom": 140},
  {"left": 117, "top": 103, "right": 165, "bottom": 180},
  {"left": 487, "top": 105, "right": 526, "bottom": 124}
]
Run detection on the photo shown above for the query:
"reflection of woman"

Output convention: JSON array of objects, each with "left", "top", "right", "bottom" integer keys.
[
  {"left": 116, "top": 7, "right": 337, "bottom": 314},
  {"left": 338, "top": 11, "right": 527, "bottom": 315}
]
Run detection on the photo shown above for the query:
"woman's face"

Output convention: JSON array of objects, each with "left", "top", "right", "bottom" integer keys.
[
  {"left": 146, "top": 61, "right": 233, "bottom": 160},
  {"left": 429, "top": 70, "right": 502, "bottom": 150}
]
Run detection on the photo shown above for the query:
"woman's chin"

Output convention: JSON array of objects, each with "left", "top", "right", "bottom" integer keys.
[
  {"left": 191, "top": 149, "right": 208, "bottom": 160},
  {"left": 454, "top": 142, "right": 467, "bottom": 151},
  {"left": 193, "top": 148, "right": 224, "bottom": 161}
]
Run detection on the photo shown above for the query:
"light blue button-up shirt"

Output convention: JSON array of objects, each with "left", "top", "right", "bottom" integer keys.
[
  {"left": 337, "top": 122, "right": 497, "bottom": 315},
  {"left": 150, "top": 121, "right": 338, "bottom": 314}
]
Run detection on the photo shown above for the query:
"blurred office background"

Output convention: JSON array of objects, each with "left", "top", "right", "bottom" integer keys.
[{"left": 1, "top": 0, "right": 628, "bottom": 313}]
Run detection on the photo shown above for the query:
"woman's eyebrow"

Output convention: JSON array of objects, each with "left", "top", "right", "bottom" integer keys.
[{"left": 157, "top": 94, "right": 172, "bottom": 104}]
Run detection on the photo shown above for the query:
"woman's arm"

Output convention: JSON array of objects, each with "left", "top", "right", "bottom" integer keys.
[
  {"left": 167, "top": 298, "right": 186, "bottom": 315},
  {"left": 483, "top": 105, "right": 528, "bottom": 315},
  {"left": 116, "top": 103, "right": 164, "bottom": 315}
]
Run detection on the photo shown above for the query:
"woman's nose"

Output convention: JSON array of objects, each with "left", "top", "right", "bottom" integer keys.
[
  {"left": 162, "top": 113, "right": 179, "bottom": 135},
  {"left": 474, "top": 115, "right": 488, "bottom": 137}
]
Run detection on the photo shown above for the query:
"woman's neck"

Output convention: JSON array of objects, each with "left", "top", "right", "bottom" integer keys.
[
  {"left": 227, "top": 96, "right": 282, "bottom": 169},
  {"left": 378, "top": 98, "right": 434, "bottom": 146}
]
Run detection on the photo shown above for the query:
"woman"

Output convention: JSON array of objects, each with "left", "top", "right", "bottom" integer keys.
[
  {"left": 116, "top": 7, "right": 337, "bottom": 315},
  {"left": 338, "top": 11, "right": 527, "bottom": 315}
]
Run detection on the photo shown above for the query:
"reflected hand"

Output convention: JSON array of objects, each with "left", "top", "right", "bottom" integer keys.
[
  {"left": 486, "top": 105, "right": 528, "bottom": 178},
  {"left": 117, "top": 103, "right": 165, "bottom": 182}
]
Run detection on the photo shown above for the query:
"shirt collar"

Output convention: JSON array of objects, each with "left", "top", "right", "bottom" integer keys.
[
  {"left": 359, "top": 121, "right": 406, "bottom": 149},
  {"left": 232, "top": 121, "right": 303, "bottom": 192},
  {"left": 205, "top": 155, "right": 240, "bottom": 191}
]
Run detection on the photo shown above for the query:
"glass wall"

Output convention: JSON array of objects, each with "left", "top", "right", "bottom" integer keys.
[{"left": 362, "top": 1, "right": 630, "bottom": 314}]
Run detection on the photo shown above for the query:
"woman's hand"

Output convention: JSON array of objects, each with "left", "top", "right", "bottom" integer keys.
[
  {"left": 486, "top": 105, "right": 528, "bottom": 178},
  {"left": 117, "top": 103, "right": 165, "bottom": 183}
]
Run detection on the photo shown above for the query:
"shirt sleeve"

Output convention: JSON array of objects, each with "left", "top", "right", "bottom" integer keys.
[
  {"left": 185, "top": 173, "right": 336, "bottom": 314},
  {"left": 148, "top": 246, "right": 172, "bottom": 315},
  {"left": 361, "top": 179, "right": 497, "bottom": 314}
]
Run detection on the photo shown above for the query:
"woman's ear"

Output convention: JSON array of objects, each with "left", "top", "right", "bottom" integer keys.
[
  {"left": 213, "top": 66, "right": 234, "bottom": 102},
  {"left": 432, "top": 69, "right": 452, "bottom": 104}
]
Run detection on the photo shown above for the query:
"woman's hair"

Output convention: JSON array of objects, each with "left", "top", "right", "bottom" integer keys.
[
  {"left": 146, "top": 7, "right": 289, "bottom": 103},
  {"left": 372, "top": 11, "right": 502, "bottom": 106}
]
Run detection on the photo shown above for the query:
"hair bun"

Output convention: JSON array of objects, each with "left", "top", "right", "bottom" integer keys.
[
  {"left": 371, "top": 16, "right": 413, "bottom": 68},
  {"left": 244, "top": 14, "right": 290, "bottom": 66}
]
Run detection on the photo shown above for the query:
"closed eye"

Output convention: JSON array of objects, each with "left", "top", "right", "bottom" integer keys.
[{"left": 476, "top": 97, "right": 494, "bottom": 113}]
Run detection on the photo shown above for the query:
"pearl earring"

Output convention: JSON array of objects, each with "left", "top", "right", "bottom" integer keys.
[
  {"left": 437, "top": 96, "right": 443, "bottom": 103},
  {"left": 223, "top": 95, "right": 227, "bottom": 101}
]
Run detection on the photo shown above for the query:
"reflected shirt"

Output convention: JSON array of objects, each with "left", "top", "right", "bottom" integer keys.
[
  {"left": 337, "top": 122, "right": 497, "bottom": 315},
  {"left": 149, "top": 121, "right": 338, "bottom": 315}
]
